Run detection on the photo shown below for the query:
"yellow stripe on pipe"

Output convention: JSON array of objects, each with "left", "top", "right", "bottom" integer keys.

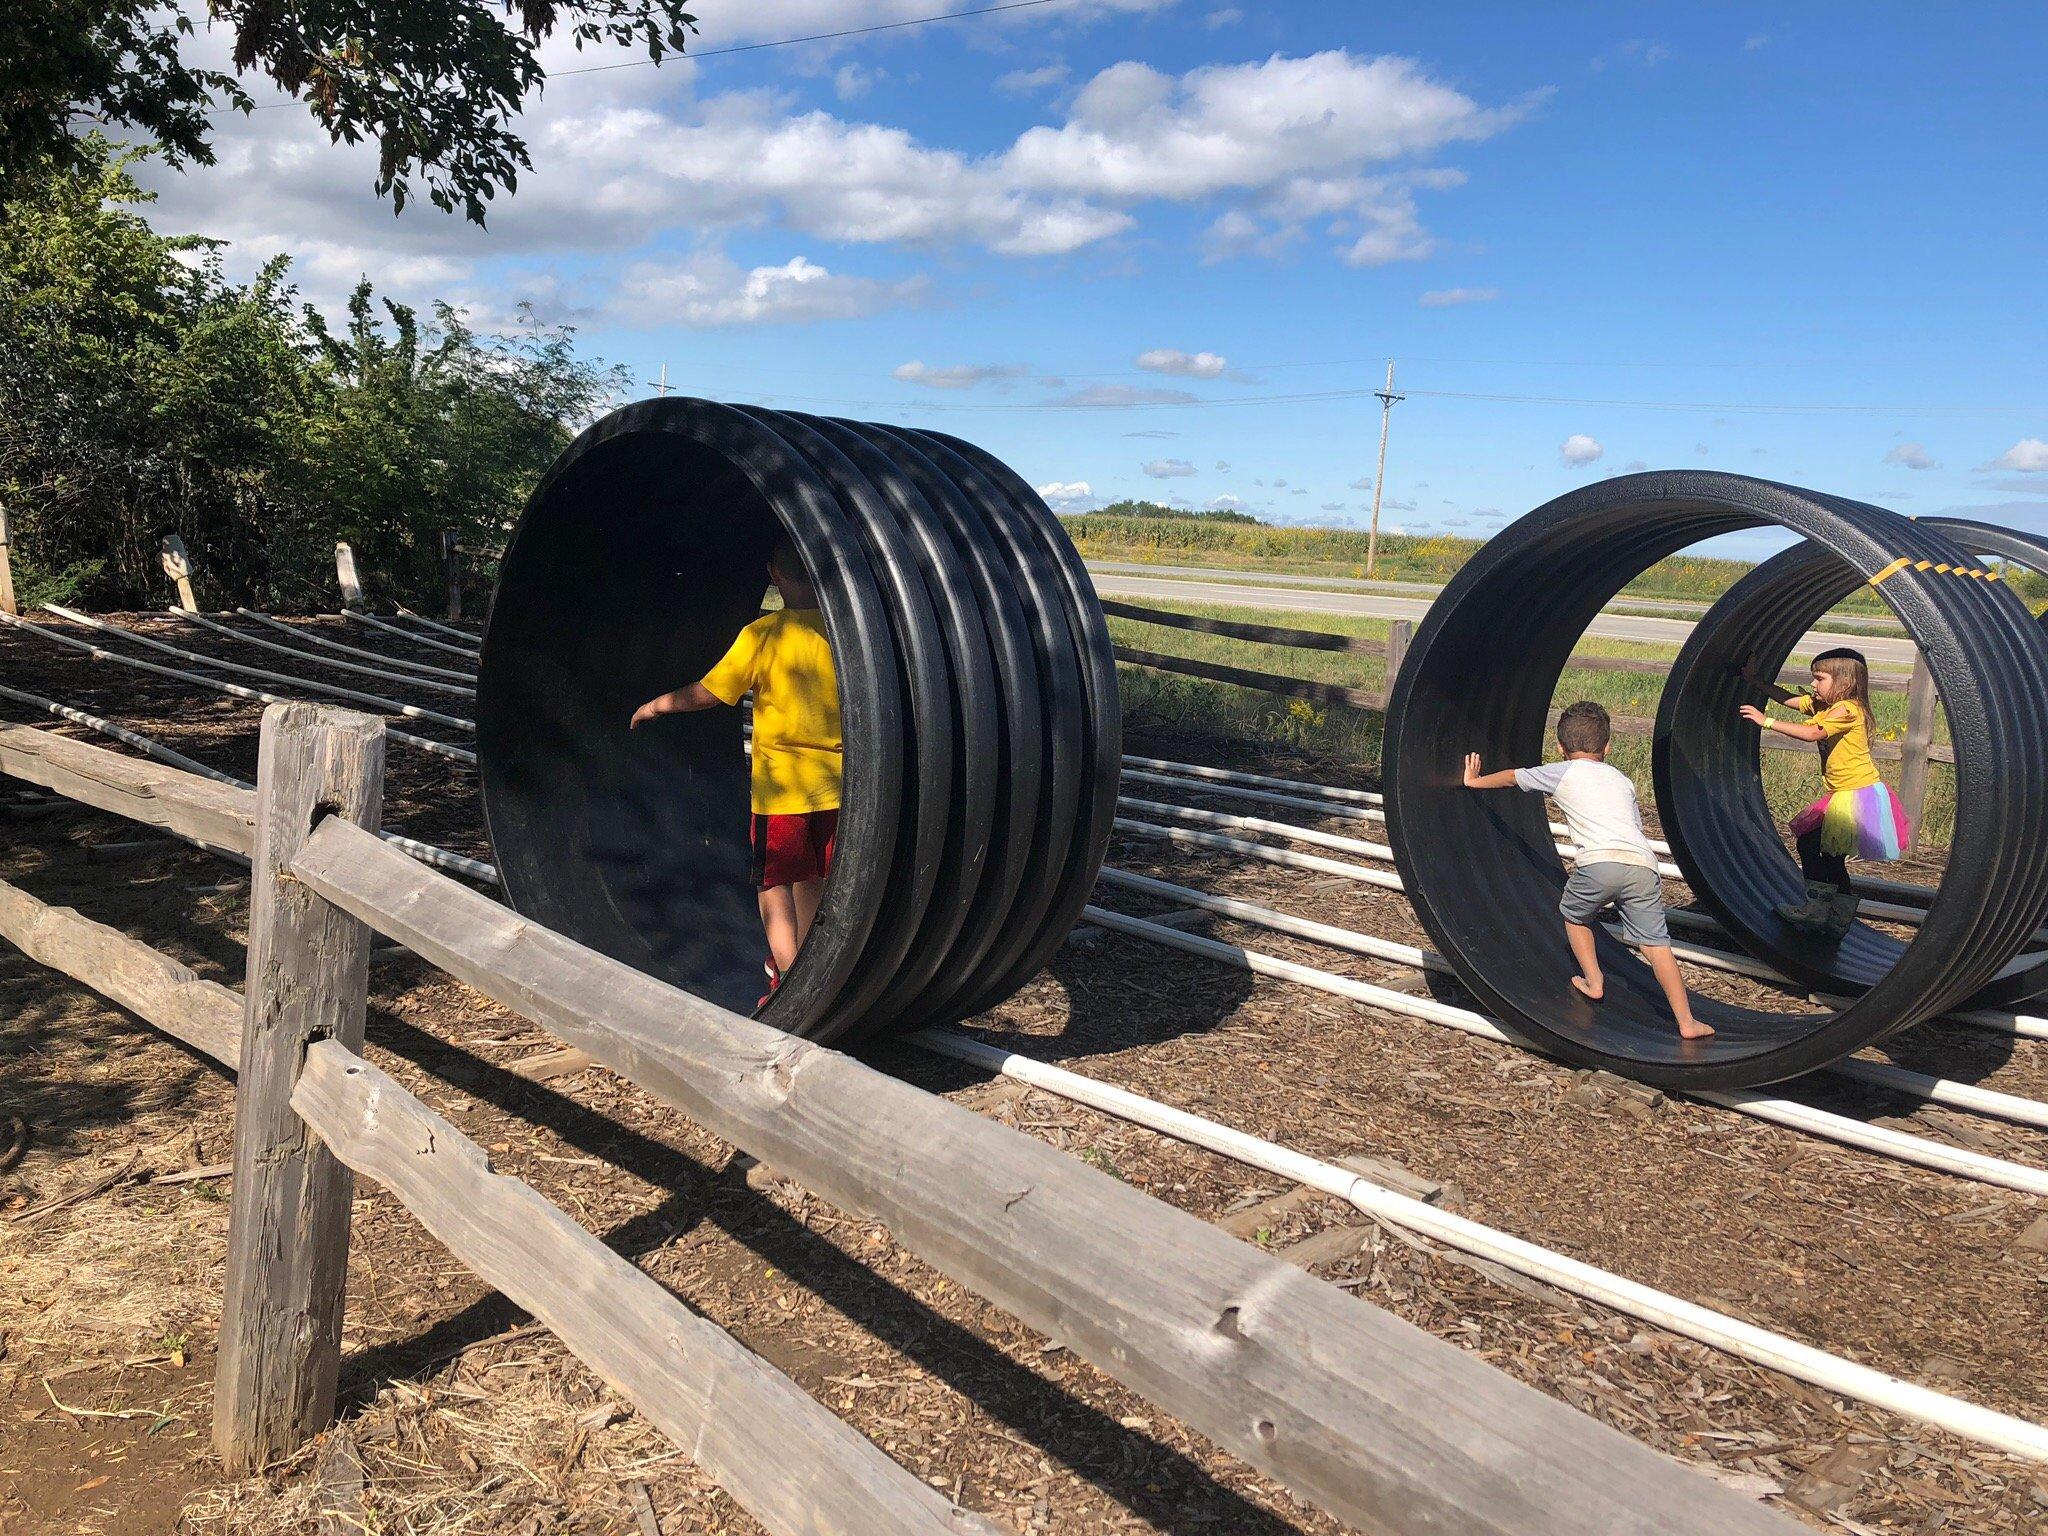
[{"left": 1868, "top": 556, "right": 1914, "bottom": 586}]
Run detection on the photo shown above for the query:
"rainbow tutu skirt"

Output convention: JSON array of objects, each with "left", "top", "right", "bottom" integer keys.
[{"left": 1788, "top": 781, "right": 1909, "bottom": 861}]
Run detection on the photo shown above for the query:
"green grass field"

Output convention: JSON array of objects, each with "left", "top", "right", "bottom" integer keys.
[{"left": 1108, "top": 597, "right": 1958, "bottom": 848}]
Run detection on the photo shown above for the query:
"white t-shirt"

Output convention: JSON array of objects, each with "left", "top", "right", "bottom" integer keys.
[{"left": 1512, "top": 760, "right": 1660, "bottom": 871}]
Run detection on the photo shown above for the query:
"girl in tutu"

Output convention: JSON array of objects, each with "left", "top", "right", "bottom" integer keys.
[{"left": 1737, "top": 648, "right": 1909, "bottom": 937}]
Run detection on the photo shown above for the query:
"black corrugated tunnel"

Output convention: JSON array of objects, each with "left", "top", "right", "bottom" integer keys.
[
  {"left": 1654, "top": 516, "right": 2048, "bottom": 1014},
  {"left": 475, "top": 398, "right": 1119, "bottom": 1045},
  {"left": 1382, "top": 472, "right": 2048, "bottom": 1088}
]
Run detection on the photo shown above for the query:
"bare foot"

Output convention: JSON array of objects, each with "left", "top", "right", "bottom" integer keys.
[
  {"left": 1678, "top": 1018, "right": 1716, "bottom": 1040},
  {"left": 1570, "top": 973, "right": 1604, "bottom": 1001}
]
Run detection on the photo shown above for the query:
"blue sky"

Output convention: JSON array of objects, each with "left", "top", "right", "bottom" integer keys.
[{"left": 144, "top": 1, "right": 2048, "bottom": 559}]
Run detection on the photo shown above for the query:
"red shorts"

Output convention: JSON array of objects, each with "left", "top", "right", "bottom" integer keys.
[{"left": 750, "top": 809, "right": 839, "bottom": 889}]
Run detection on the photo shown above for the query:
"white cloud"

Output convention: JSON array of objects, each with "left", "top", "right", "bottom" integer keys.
[
  {"left": 1121, "top": 428, "right": 1180, "bottom": 438},
  {"left": 1271, "top": 477, "right": 1288, "bottom": 487},
  {"left": 892, "top": 360, "right": 1030, "bottom": 389},
  {"left": 1694, "top": 442, "right": 1711, "bottom": 456},
  {"left": 833, "top": 63, "right": 882, "bottom": 101},
  {"left": 1035, "top": 480, "right": 1097, "bottom": 510},
  {"left": 998, "top": 63, "right": 1071, "bottom": 96},
  {"left": 1623, "top": 459, "right": 1648, "bottom": 471},
  {"left": 1984, "top": 437, "right": 2048, "bottom": 473},
  {"left": 132, "top": 36, "right": 1530, "bottom": 326},
  {"left": 1744, "top": 33, "right": 1770, "bottom": 50},
  {"left": 1136, "top": 347, "right": 1230, "bottom": 378},
  {"left": 1215, "top": 460, "right": 1231, "bottom": 471},
  {"left": 1203, "top": 8, "right": 1243, "bottom": 27},
  {"left": 1560, "top": 433, "right": 1604, "bottom": 466},
  {"left": 1418, "top": 285, "right": 1500, "bottom": 306},
  {"left": 1885, "top": 442, "right": 1937, "bottom": 470},
  {"left": 1320, "top": 501, "right": 1344, "bottom": 511},
  {"left": 1144, "top": 457, "right": 1199, "bottom": 477},
  {"left": 613, "top": 254, "right": 930, "bottom": 326},
  {"left": 1051, "top": 383, "right": 1199, "bottom": 407},
  {"left": 1593, "top": 39, "right": 1672, "bottom": 70},
  {"left": 1207, "top": 493, "right": 1246, "bottom": 509}
]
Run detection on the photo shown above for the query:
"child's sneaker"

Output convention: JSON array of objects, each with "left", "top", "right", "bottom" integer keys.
[{"left": 758, "top": 960, "right": 782, "bottom": 1011}]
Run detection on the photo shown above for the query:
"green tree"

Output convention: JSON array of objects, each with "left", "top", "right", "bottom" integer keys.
[
  {"left": 0, "top": 139, "right": 628, "bottom": 611},
  {"left": 0, "top": 137, "right": 310, "bottom": 605},
  {"left": 0, "top": 1, "right": 697, "bottom": 221}
]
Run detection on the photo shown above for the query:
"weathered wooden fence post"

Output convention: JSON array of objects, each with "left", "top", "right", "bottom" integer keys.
[
  {"left": 1898, "top": 650, "right": 1938, "bottom": 856},
  {"left": 335, "top": 543, "right": 365, "bottom": 612},
  {"left": 0, "top": 502, "right": 17, "bottom": 617},
  {"left": 215, "top": 703, "right": 385, "bottom": 1474},
  {"left": 441, "top": 531, "right": 462, "bottom": 621},
  {"left": 1384, "top": 618, "right": 1413, "bottom": 692},
  {"left": 160, "top": 534, "right": 199, "bottom": 613}
]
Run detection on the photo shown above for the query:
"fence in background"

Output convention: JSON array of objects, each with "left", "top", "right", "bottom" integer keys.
[{"left": 1102, "top": 598, "right": 1950, "bottom": 852}]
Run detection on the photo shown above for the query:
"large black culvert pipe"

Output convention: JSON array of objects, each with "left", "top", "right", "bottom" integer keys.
[
  {"left": 476, "top": 398, "right": 1119, "bottom": 1045},
  {"left": 1655, "top": 516, "right": 2048, "bottom": 1013},
  {"left": 1383, "top": 472, "right": 2048, "bottom": 1089}
]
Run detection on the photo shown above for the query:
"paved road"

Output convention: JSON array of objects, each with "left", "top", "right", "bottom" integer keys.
[
  {"left": 1087, "top": 568, "right": 1921, "bottom": 670},
  {"left": 1084, "top": 558, "right": 1910, "bottom": 633}
]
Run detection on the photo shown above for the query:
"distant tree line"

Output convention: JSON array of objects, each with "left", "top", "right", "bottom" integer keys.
[
  {"left": 1091, "top": 498, "right": 1264, "bottom": 526},
  {"left": 0, "top": 138, "right": 627, "bottom": 612}
]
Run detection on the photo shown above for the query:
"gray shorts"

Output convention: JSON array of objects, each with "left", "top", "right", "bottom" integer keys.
[{"left": 1559, "top": 862, "right": 1669, "bottom": 947}]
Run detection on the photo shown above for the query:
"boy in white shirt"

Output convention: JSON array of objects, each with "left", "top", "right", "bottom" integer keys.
[{"left": 1463, "top": 701, "right": 1712, "bottom": 1040}]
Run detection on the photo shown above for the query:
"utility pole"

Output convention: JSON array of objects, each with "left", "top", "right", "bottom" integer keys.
[
  {"left": 1365, "top": 359, "right": 1403, "bottom": 579},
  {"left": 651, "top": 363, "right": 671, "bottom": 397}
]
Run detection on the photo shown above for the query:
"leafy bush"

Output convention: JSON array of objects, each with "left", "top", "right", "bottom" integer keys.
[{"left": 0, "top": 139, "right": 628, "bottom": 613}]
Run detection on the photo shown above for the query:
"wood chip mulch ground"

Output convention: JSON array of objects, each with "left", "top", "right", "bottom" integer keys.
[{"left": 2, "top": 615, "right": 2045, "bottom": 1535}]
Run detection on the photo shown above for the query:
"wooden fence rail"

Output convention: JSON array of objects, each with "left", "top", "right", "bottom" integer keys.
[
  {"left": 0, "top": 713, "right": 1796, "bottom": 1534},
  {"left": 1105, "top": 598, "right": 1948, "bottom": 848}
]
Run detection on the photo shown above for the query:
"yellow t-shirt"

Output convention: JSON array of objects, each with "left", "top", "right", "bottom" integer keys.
[
  {"left": 700, "top": 609, "right": 842, "bottom": 814},
  {"left": 1789, "top": 694, "right": 1881, "bottom": 794}
]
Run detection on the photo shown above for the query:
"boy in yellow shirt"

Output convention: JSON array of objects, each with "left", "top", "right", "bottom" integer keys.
[{"left": 631, "top": 536, "right": 841, "bottom": 1000}]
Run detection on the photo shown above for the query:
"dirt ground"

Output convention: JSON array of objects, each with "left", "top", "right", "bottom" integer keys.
[{"left": 2, "top": 614, "right": 2046, "bottom": 1535}]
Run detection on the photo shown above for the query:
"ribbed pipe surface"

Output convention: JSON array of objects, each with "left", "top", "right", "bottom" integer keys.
[
  {"left": 1655, "top": 516, "right": 2048, "bottom": 1013},
  {"left": 476, "top": 399, "right": 1118, "bottom": 1044},
  {"left": 1383, "top": 472, "right": 2048, "bottom": 1088}
]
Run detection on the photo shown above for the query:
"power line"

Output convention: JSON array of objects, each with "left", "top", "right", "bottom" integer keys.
[{"left": 244, "top": 0, "right": 1060, "bottom": 109}]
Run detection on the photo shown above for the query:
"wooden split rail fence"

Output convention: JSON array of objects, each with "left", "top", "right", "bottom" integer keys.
[
  {"left": 0, "top": 707, "right": 1799, "bottom": 1534},
  {"left": 1103, "top": 598, "right": 1951, "bottom": 852}
]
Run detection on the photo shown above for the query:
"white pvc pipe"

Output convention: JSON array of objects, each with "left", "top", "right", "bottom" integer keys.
[
  {"left": 168, "top": 610, "right": 476, "bottom": 698},
  {"left": 1120, "top": 795, "right": 1397, "bottom": 862},
  {"left": 347, "top": 610, "right": 480, "bottom": 659},
  {"left": 1123, "top": 765, "right": 1690, "bottom": 882},
  {"left": 1121, "top": 752, "right": 1384, "bottom": 806},
  {"left": 45, "top": 606, "right": 475, "bottom": 733},
  {"left": 0, "top": 612, "right": 475, "bottom": 766},
  {"left": 1073, "top": 903, "right": 2048, "bottom": 1196},
  {"left": 1113, "top": 816, "right": 1407, "bottom": 892},
  {"left": 236, "top": 609, "right": 479, "bottom": 683},
  {"left": 0, "top": 673, "right": 496, "bottom": 885},
  {"left": 395, "top": 607, "right": 485, "bottom": 647},
  {"left": 0, "top": 680, "right": 243, "bottom": 785},
  {"left": 916, "top": 1026, "right": 2048, "bottom": 1465},
  {"left": 1097, "top": 866, "right": 2048, "bottom": 1131}
]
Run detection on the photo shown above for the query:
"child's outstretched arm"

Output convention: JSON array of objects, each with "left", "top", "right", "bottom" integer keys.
[
  {"left": 1737, "top": 703, "right": 1826, "bottom": 741},
  {"left": 1462, "top": 752, "right": 1525, "bottom": 790},
  {"left": 1734, "top": 654, "right": 1799, "bottom": 706},
  {"left": 630, "top": 682, "right": 722, "bottom": 728}
]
